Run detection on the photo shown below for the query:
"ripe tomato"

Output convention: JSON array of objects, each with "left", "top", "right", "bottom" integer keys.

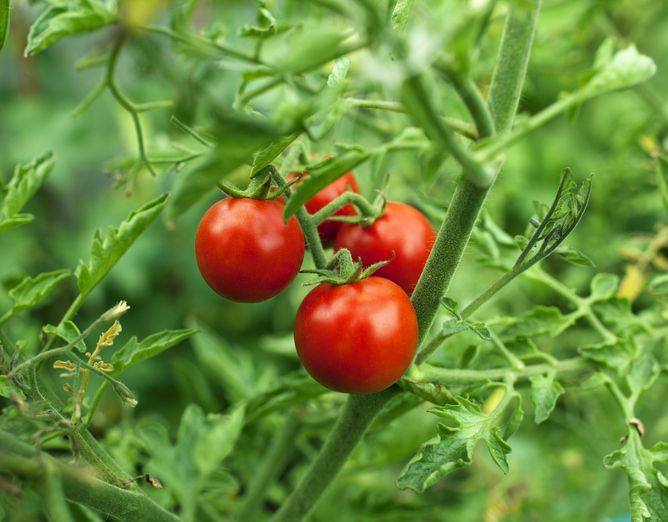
[
  {"left": 294, "top": 277, "right": 418, "bottom": 393},
  {"left": 290, "top": 171, "right": 360, "bottom": 245},
  {"left": 334, "top": 202, "right": 436, "bottom": 295},
  {"left": 195, "top": 198, "right": 305, "bottom": 302}
]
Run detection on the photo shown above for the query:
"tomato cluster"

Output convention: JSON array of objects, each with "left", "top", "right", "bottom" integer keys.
[{"left": 194, "top": 168, "right": 435, "bottom": 393}]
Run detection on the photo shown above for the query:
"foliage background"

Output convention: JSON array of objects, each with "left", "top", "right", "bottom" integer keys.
[{"left": 1, "top": 0, "right": 667, "bottom": 521}]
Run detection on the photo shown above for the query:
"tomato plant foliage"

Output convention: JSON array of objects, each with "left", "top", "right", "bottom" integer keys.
[{"left": 1, "top": 1, "right": 668, "bottom": 521}]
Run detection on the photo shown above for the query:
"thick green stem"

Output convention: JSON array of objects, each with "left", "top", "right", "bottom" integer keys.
[
  {"left": 310, "top": 192, "right": 378, "bottom": 226},
  {"left": 235, "top": 416, "right": 301, "bottom": 521},
  {"left": 272, "top": 389, "right": 397, "bottom": 522},
  {"left": 487, "top": 0, "right": 542, "bottom": 133}
]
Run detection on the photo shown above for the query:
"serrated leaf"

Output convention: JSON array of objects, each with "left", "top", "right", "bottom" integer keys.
[
  {"left": 250, "top": 132, "right": 301, "bottom": 177},
  {"left": 580, "top": 336, "right": 638, "bottom": 372},
  {"left": 283, "top": 150, "right": 370, "bottom": 220},
  {"left": 604, "top": 435, "right": 668, "bottom": 522},
  {"left": 530, "top": 373, "right": 564, "bottom": 423},
  {"left": 112, "top": 329, "right": 197, "bottom": 375},
  {"left": 2, "top": 151, "right": 54, "bottom": 219},
  {"left": 440, "top": 297, "right": 460, "bottom": 317},
  {"left": 556, "top": 245, "right": 595, "bottom": 267},
  {"left": 583, "top": 46, "right": 656, "bottom": 99},
  {"left": 501, "top": 306, "right": 575, "bottom": 339},
  {"left": 626, "top": 353, "right": 660, "bottom": 396},
  {"left": 43, "top": 321, "right": 85, "bottom": 352},
  {"left": 396, "top": 395, "right": 515, "bottom": 492},
  {"left": 6, "top": 269, "right": 70, "bottom": 318},
  {"left": 592, "top": 297, "right": 646, "bottom": 335},
  {"left": 75, "top": 194, "right": 167, "bottom": 296},
  {"left": 25, "top": 1, "right": 117, "bottom": 56},
  {"left": 590, "top": 273, "right": 620, "bottom": 301}
]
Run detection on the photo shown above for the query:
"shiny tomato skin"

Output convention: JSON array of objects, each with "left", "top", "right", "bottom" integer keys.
[
  {"left": 195, "top": 198, "right": 305, "bottom": 302},
  {"left": 334, "top": 202, "right": 436, "bottom": 295},
  {"left": 294, "top": 277, "right": 418, "bottom": 393},
  {"left": 291, "top": 172, "right": 360, "bottom": 245}
]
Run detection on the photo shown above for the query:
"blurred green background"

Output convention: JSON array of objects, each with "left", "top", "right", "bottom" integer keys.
[{"left": 1, "top": 0, "right": 668, "bottom": 520}]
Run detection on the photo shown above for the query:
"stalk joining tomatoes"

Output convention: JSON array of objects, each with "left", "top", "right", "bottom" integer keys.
[
  {"left": 195, "top": 198, "right": 304, "bottom": 302},
  {"left": 334, "top": 202, "right": 436, "bottom": 295},
  {"left": 291, "top": 171, "right": 360, "bottom": 245},
  {"left": 294, "top": 277, "right": 418, "bottom": 393}
]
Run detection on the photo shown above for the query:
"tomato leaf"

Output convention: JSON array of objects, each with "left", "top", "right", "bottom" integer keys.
[
  {"left": 75, "top": 193, "right": 167, "bottom": 297},
  {"left": 648, "top": 274, "right": 668, "bottom": 295},
  {"left": 25, "top": 0, "right": 118, "bottom": 56},
  {"left": 0, "top": 151, "right": 54, "bottom": 233},
  {"left": 529, "top": 373, "right": 564, "bottom": 424},
  {"left": 4, "top": 270, "right": 71, "bottom": 320},
  {"left": 111, "top": 328, "right": 197, "bottom": 375},
  {"left": 42, "top": 321, "right": 86, "bottom": 352},
  {"left": 500, "top": 305, "right": 575, "bottom": 340},
  {"left": 582, "top": 45, "right": 656, "bottom": 99},
  {"left": 589, "top": 273, "right": 620, "bottom": 301},
  {"left": 556, "top": 245, "right": 595, "bottom": 267},
  {"left": 250, "top": 132, "right": 301, "bottom": 177},
  {"left": 396, "top": 395, "right": 517, "bottom": 492}
]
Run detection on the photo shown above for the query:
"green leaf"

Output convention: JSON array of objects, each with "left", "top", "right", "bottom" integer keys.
[
  {"left": 250, "top": 132, "right": 301, "bottom": 177},
  {"left": 193, "top": 405, "right": 245, "bottom": 478},
  {"left": 166, "top": 115, "right": 279, "bottom": 221},
  {"left": 592, "top": 297, "right": 646, "bottom": 335},
  {"left": 42, "top": 321, "right": 85, "bottom": 352},
  {"left": 501, "top": 306, "right": 575, "bottom": 339},
  {"left": 625, "top": 353, "right": 660, "bottom": 396},
  {"left": 604, "top": 435, "right": 668, "bottom": 522},
  {"left": 283, "top": 150, "right": 370, "bottom": 220},
  {"left": 582, "top": 45, "right": 656, "bottom": 99},
  {"left": 111, "top": 329, "right": 197, "bottom": 375},
  {"left": 580, "top": 336, "right": 638, "bottom": 373},
  {"left": 75, "top": 194, "right": 167, "bottom": 296},
  {"left": 0, "top": 214, "right": 34, "bottom": 234},
  {"left": 5, "top": 270, "right": 71, "bottom": 319},
  {"left": 1, "top": 151, "right": 54, "bottom": 219},
  {"left": 0, "top": 375, "right": 25, "bottom": 400},
  {"left": 648, "top": 274, "right": 668, "bottom": 295},
  {"left": 590, "top": 273, "right": 620, "bottom": 301},
  {"left": 530, "top": 373, "right": 564, "bottom": 424},
  {"left": 0, "top": 0, "right": 9, "bottom": 51},
  {"left": 439, "top": 297, "right": 460, "bottom": 317},
  {"left": 25, "top": 0, "right": 117, "bottom": 56},
  {"left": 269, "top": 26, "right": 350, "bottom": 74},
  {"left": 396, "top": 395, "right": 516, "bottom": 492},
  {"left": 556, "top": 245, "right": 595, "bottom": 267}
]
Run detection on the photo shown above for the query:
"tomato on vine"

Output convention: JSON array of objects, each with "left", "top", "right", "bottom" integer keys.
[
  {"left": 294, "top": 277, "right": 418, "bottom": 393},
  {"left": 289, "top": 171, "right": 360, "bottom": 245},
  {"left": 195, "top": 198, "right": 305, "bottom": 302},
  {"left": 334, "top": 202, "right": 436, "bottom": 295}
]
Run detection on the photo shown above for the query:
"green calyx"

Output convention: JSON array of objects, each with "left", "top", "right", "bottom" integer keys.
[
  {"left": 218, "top": 165, "right": 297, "bottom": 200},
  {"left": 301, "top": 248, "right": 394, "bottom": 286}
]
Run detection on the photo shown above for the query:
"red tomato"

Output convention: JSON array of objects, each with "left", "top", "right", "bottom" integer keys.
[
  {"left": 290, "top": 171, "right": 360, "bottom": 245},
  {"left": 334, "top": 202, "right": 436, "bottom": 295},
  {"left": 294, "top": 277, "right": 418, "bottom": 393},
  {"left": 195, "top": 198, "right": 305, "bottom": 302}
]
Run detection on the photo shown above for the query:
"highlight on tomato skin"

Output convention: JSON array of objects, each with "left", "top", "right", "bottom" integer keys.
[
  {"left": 289, "top": 171, "right": 360, "bottom": 246},
  {"left": 294, "top": 277, "right": 419, "bottom": 394},
  {"left": 195, "top": 198, "right": 305, "bottom": 303},
  {"left": 334, "top": 201, "right": 436, "bottom": 295}
]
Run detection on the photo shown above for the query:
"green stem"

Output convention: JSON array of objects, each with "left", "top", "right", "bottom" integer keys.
[
  {"left": 0, "top": 444, "right": 179, "bottom": 522},
  {"left": 235, "top": 416, "right": 301, "bottom": 521},
  {"left": 272, "top": 389, "right": 397, "bottom": 522},
  {"left": 272, "top": 4, "right": 541, "bottom": 520},
  {"left": 39, "top": 460, "right": 75, "bottom": 522},
  {"left": 82, "top": 381, "right": 109, "bottom": 429},
  {"left": 309, "top": 192, "right": 378, "bottom": 226},
  {"left": 346, "top": 98, "right": 478, "bottom": 139},
  {"left": 438, "top": 65, "right": 495, "bottom": 138},
  {"left": 418, "top": 357, "right": 586, "bottom": 384},
  {"left": 487, "top": 0, "right": 542, "bottom": 133},
  {"left": 490, "top": 329, "right": 525, "bottom": 370},
  {"left": 42, "top": 293, "right": 85, "bottom": 352}
]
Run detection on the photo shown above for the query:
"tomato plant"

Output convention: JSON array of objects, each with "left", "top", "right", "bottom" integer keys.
[
  {"left": 334, "top": 202, "right": 436, "bottom": 294},
  {"left": 195, "top": 198, "right": 304, "bottom": 302},
  {"left": 294, "top": 277, "right": 418, "bottom": 393}
]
